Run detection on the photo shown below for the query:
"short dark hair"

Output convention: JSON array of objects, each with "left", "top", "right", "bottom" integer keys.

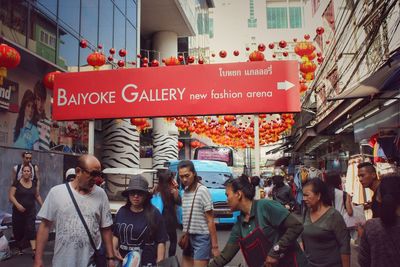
[
  {"left": 304, "top": 178, "right": 331, "bottom": 206},
  {"left": 224, "top": 174, "right": 255, "bottom": 200},
  {"left": 22, "top": 151, "right": 32, "bottom": 157},
  {"left": 357, "top": 162, "right": 376, "bottom": 173}
]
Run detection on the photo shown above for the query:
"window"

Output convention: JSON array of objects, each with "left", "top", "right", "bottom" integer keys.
[
  {"left": 39, "top": 29, "right": 56, "bottom": 48},
  {"left": 197, "top": 13, "right": 204, "bottom": 34},
  {"left": 267, "top": 7, "right": 288, "bottom": 29},
  {"left": 266, "top": 7, "right": 302, "bottom": 29},
  {"left": 209, "top": 18, "right": 214, "bottom": 38},
  {"left": 289, "top": 7, "right": 302, "bottom": 28}
]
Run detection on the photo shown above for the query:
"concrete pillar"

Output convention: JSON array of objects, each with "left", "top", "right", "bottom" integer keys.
[
  {"left": 152, "top": 31, "right": 179, "bottom": 169},
  {"left": 101, "top": 119, "right": 140, "bottom": 168}
]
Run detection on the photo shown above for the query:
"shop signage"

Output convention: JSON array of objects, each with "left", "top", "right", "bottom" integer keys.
[
  {"left": 53, "top": 61, "right": 300, "bottom": 120},
  {"left": 0, "top": 79, "right": 18, "bottom": 111}
]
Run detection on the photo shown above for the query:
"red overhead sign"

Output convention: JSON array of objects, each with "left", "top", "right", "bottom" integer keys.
[{"left": 52, "top": 61, "right": 300, "bottom": 120}]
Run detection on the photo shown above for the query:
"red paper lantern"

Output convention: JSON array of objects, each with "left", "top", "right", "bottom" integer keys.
[
  {"left": 87, "top": 51, "right": 106, "bottom": 70},
  {"left": 178, "top": 55, "right": 184, "bottom": 62},
  {"left": 278, "top": 40, "right": 287, "bottom": 48},
  {"left": 224, "top": 115, "right": 235, "bottom": 122},
  {"left": 107, "top": 56, "right": 113, "bottom": 62},
  {"left": 109, "top": 48, "right": 115, "bottom": 55},
  {"left": 304, "top": 34, "right": 310, "bottom": 40},
  {"left": 283, "top": 51, "right": 288, "bottom": 57},
  {"left": 178, "top": 141, "right": 184, "bottom": 149},
  {"left": 142, "top": 57, "right": 149, "bottom": 64},
  {"left": 0, "top": 43, "right": 21, "bottom": 85},
  {"left": 187, "top": 56, "right": 195, "bottom": 64},
  {"left": 79, "top": 39, "right": 87, "bottom": 48},
  {"left": 316, "top": 27, "right": 325, "bottom": 35},
  {"left": 164, "top": 56, "right": 180, "bottom": 66},
  {"left": 300, "top": 61, "right": 317, "bottom": 74},
  {"left": 151, "top": 59, "right": 159, "bottom": 67},
  {"left": 245, "top": 47, "right": 250, "bottom": 51},
  {"left": 258, "top": 43, "right": 266, "bottom": 52},
  {"left": 211, "top": 53, "right": 216, "bottom": 57},
  {"left": 97, "top": 44, "right": 103, "bottom": 49},
  {"left": 130, "top": 118, "right": 146, "bottom": 126},
  {"left": 43, "top": 71, "right": 60, "bottom": 90},
  {"left": 268, "top": 43, "right": 275, "bottom": 49},
  {"left": 300, "top": 83, "right": 308, "bottom": 93},
  {"left": 198, "top": 58, "right": 204, "bottom": 64},
  {"left": 117, "top": 60, "right": 125, "bottom": 67},
  {"left": 233, "top": 50, "right": 240, "bottom": 56},
  {"left": 249, "top": 51, "right": 265, "bottom": 61},
  {"left": 119, "top": 49, "right": 127, "bottom": 57},
  {"left": 219, "top": 50, "right": 227, "bottom": 58}
]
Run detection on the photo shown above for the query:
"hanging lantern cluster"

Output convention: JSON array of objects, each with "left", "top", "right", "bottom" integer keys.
[
  {"left": 165, "top": 114, "right": 295, "bottom": 148},
  {"left": 0, "top": 43, "right": 21, "bottom": 85},
  {"left": 130, "top": 118, "right": 150, "bottom": 132}
]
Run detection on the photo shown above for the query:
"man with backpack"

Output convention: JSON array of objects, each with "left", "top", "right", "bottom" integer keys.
[{"left": 11, "top": 151, "right": 40, "bottom": 187}]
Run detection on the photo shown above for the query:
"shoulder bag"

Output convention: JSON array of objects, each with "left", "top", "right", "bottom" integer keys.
[
  {"left": 66, "top": 183, "right": 107, "bottom": 267},
  {"left": 178, "top": 184, "right": 200, "bottom": 250}
]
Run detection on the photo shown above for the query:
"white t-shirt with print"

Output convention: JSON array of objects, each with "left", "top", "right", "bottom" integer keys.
[{"left": 38, "top": 183, "right": 113, "bottom": 267}]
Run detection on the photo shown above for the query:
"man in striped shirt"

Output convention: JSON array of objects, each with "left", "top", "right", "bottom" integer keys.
[
  {"left": 34, "top": 81, "right": 51, "bottom": 151},
  {"left": 178, "top": 160, "right": 220, "bottom": 267}
]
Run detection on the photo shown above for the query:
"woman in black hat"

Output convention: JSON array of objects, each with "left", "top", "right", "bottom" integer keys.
[{"left": 112, "top": 175, "right": 168, "bottom": 266}]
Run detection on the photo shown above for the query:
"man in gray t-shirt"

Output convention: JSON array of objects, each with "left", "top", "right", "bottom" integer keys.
[{"left": 34, "top": 155, "right": 115, "bottom": 267}]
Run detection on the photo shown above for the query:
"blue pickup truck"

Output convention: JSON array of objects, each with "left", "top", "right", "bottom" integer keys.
[{"left": 153, "top": 160, "right": 239, "bottom": 224}]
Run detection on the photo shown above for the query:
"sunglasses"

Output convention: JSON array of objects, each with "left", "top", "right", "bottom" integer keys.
[
  {"left": 129, "top": 190, "right": 146, "bottom": 196},
  {"left": 79, "top": 166, "right": 104, "bottom": 178}
]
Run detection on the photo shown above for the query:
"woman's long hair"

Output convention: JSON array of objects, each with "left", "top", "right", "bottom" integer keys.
[
  {"left": 124, "top": 193, "right": 158, "bottom": 240},
  {"left": 14, "top": 90, "right": 35, "bottom": 142},
  {"left": 379, "top": 175, "right": 400, "bottom": 227},
  {"left": 157, "top": 170, "right": 174, "bottom": 210}
]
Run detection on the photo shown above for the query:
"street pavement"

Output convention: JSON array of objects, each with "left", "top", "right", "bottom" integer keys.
[{"left": 0, "top": 226, "right": 360, "bottom": 267}]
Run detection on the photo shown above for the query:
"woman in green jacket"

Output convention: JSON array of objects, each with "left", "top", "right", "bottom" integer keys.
[{"left": 208, "top": 175, "right": 308, "bottom": 267}]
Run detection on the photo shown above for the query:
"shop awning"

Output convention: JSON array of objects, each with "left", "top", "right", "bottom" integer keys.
[
  {"left": 293, "top": 128, "right": 317, "bottom": 152},
  {"left": 328, "top": 52, "right": 400, "bottom": 101}
]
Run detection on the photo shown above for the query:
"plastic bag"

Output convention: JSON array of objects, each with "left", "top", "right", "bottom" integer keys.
[{"left": 0, "top": 234, "right": 11, "bottom": 261}]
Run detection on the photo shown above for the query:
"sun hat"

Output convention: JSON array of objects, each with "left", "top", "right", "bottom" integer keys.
[{"left": 121, "top": 175, "right": 149, "bottom": 197}]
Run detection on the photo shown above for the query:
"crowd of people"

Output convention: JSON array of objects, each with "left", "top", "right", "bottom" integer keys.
[{"left": 5, "top": 153, "right": 400, "bottom": 267}]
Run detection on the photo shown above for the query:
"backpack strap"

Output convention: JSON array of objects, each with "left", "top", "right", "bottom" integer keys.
[
  {"left": 343, "top": 191, "right": 347, "bottom": 211},
  {"left": 15, "top": 164, "right": 22, "bottom": 180}
]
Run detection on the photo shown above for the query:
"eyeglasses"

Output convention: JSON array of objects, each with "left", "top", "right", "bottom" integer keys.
[
  {"left": 129, "top": 190, "right": 146, "bottom": 196},
  {"left": 79, "top": 166, "right": 104, "bottom": 178}
]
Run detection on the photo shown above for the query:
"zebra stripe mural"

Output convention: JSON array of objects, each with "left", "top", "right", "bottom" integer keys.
[
  {"left": 152, "top": 118, "right": 179, "bottom": 169},
  {"left": 101, "top": 119, "right": 140, "bottom": 199}
]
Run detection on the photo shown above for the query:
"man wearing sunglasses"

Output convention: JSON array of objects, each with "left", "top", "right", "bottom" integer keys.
[{"left": 34, "top": 155, "right": 115, "bottom": 267}]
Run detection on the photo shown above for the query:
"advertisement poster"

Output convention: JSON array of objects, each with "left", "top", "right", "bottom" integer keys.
[{"left": 0, "top": 77, "right": 88, "bottom": 153}]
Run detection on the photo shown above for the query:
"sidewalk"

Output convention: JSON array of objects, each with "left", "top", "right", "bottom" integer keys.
[{"left": 0, "top": 240, "right": 54, "bottom": 267}]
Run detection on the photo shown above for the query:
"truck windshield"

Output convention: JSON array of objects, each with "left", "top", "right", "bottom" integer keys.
[{"left": 197, "top": 171, "right": 232, "bottom": 189}]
